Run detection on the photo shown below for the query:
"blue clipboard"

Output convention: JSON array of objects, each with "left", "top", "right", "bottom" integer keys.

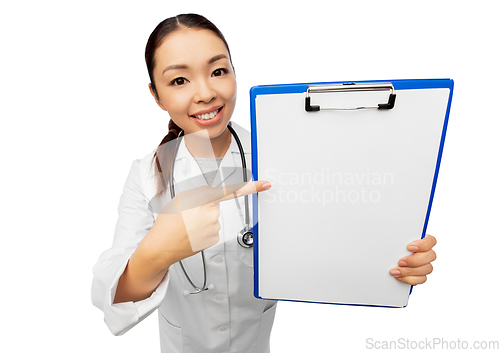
[{"left": 250, "top": 79, "right": 453, "bottom": 308}]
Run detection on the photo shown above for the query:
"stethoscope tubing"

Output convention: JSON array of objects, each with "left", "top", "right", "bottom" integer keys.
[{"left": 169, "top": 125, "right": 250, "bottom": 295}]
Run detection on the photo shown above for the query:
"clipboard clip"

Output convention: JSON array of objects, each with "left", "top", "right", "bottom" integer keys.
[{"left": 305, "top": 82, "right": 396, "bottom": 112}]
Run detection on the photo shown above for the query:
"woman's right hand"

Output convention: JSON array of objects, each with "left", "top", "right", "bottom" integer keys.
[
  {"left": 142, "top": 180, "right": 272, "bottom": 269},
  {"left": 114, "top": 180, "right": 271, "bottom": 303}
]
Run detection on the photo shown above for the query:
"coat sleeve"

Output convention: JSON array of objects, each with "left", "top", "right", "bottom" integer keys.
[{"left": 91, "top": 159, "right": 170, "bottom": 336}]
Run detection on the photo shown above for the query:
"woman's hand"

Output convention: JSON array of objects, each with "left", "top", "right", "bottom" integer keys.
[
  {"left": 144, "top": 180, "right": 272, "bottom": 269},
  {"left": 389, "top": 234, "right": 437, "bottom": 285},
  {"left": 114, "top": 180, "right": 272, "bottom": 303}
]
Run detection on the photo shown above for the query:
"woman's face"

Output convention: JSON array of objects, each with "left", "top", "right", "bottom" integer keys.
[{"left": 150, "top": 28, "right": 237, "bottom": 140}]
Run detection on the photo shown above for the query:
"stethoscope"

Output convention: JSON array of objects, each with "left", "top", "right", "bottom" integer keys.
[{"left": 169, "top": 125, "right": 254, "bottom": 295}]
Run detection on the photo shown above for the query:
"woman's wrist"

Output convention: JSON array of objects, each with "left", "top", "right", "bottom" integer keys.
[{"left": 135, "top": 227, "right": 176, "bottom": 275}]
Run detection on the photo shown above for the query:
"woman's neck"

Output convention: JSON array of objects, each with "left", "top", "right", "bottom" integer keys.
[{"left": 184, "top": 127, "right": 231, "bottom": 158}]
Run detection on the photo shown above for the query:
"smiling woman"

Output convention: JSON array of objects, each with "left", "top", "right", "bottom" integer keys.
[
  {"left": 152, "top": 34, "right": 235, "bottom": 135},
  {"left": 145, "top": 14, "right": 237, "bottom": 196},
  {"left": 91, "top": 13, "right": 437, "bottom": 353},
  {"left": 91, "top": 13, "right": 277, "bottom": 353}
]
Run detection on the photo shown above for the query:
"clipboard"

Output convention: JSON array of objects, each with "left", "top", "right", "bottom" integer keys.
[{"left": 250, "top": 79, "right": 453, "bottom": 308}]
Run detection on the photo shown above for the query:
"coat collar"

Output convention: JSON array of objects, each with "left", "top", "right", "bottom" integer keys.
[{"left": 172, "top": 122, "right": 251, "bottom": 192}]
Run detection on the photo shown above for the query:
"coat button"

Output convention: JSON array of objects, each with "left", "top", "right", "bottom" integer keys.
[
  {"left": 219, "top": 326, "right": 228, "bottom": 332},
  {"left": 213, "top": 255, "right": 224, "bottom": 263},
  {"left": 215, "top": 294, "right": 226, "bottom": 302}
]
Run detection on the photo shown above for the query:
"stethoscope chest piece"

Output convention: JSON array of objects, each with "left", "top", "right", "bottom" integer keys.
[{"left": 237, "top": 229, "right": 254, "bottom": 248}]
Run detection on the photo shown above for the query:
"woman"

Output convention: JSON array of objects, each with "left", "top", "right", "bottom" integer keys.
[{"left": 91, "top": 14, "right": 437, "bottom": 353}]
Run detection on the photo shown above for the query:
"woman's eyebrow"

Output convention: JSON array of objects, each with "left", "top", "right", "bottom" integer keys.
[
  {"left": 162, "top": 64, "right": 188, "bottom": 75},
  {"left": 208, "top": 54, "right": 228, "bottom": 64},
  {"left": 161, "top": 54, "right": 228, "bottom": 76}
]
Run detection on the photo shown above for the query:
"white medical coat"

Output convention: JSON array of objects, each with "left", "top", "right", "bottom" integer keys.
[{"left": 91, "top": 122, "right": 277, "bottom": 353}]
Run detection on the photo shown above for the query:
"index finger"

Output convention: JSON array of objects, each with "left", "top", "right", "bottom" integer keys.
[
  {"left": 162, "top": 181, "right": 272, "bottom": 214},
  {"left": 195, "top": 180, "right": 271, "bottom": 206},
  {"left": 214, "top": 180, "right": 272, "bottom": 204}
]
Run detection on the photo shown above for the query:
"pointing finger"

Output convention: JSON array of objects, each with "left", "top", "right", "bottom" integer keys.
[
  {"left": 160, "top": 181, "right": 272, "bottom": 214},
  {"left": 215, "top": 181, "right": 272, "bottom": 204}
]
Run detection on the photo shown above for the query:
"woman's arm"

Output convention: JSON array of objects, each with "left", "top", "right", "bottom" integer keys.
[
  {"left": 114, "top": 181, "right": 272, "bottom": 303},
  {"left": 91, "top": 159, "right": 169, "bottom": 335},
  {"left": 113, "top": 223, "right": 174, "bottom": 303},
  {"left": 112, "top": 190, "right": 221, "bottom": 303}
]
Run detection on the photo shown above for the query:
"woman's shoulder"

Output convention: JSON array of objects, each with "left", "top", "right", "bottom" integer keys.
[
  {"left": 127, "top": 148, "right": 157, "bottom": 201},
  {"left": 134, "top": 147, "right": 156, "bottom": 174}
]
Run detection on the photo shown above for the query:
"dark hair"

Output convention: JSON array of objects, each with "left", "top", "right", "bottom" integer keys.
[{"left": 146, "top": 14, "right": 233, "bottom": 197}]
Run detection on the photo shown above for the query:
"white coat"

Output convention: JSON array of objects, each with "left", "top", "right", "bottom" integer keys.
[{"left": 91, "top": 122, "right": 278, "bottom": 353}]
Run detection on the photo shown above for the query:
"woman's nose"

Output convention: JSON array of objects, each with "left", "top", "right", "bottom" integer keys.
[{"left": 194, "top": 79, "right": 216, "bottom": 104}]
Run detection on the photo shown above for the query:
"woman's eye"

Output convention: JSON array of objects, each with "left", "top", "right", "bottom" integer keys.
[
  {"left": 212, "top": 68, "right": 228, "bottom": 77},
  {"left": 171, "top": 77, "right": 187, "bottom": 86}
]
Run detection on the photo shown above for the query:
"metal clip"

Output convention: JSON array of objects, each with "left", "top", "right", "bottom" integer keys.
[{"left": 305, "top": 82, "right": 396, "bottom": 112}]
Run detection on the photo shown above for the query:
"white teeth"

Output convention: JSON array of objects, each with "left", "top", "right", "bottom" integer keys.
[{"left": 194, "top": 108, "right": 220, "bottom": 120}]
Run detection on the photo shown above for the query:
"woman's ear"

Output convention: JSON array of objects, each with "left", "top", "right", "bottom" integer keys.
[{"left": 149, "top": 83, "right": 167, "bottom": 111}]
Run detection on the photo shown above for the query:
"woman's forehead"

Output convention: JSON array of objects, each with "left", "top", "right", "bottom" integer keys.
[{"left": 155, "top": 29, "right": 229, "bottom": 68}]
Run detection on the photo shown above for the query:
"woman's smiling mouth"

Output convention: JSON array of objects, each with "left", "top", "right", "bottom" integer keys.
[
  {"left": 192, "top": 106, "right": 222, "bottom": 120},
  {"left": 190, "top": 106, "right": 224, "bottom": 126}
]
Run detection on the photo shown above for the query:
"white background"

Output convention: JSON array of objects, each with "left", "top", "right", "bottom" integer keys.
[{"left": 1, "top": 0, "right": 498, "bottom": 352}]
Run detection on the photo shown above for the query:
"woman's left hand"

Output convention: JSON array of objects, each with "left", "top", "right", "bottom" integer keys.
[{"left": 389, "top": 234, "right": 437, "bottom": 285}]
